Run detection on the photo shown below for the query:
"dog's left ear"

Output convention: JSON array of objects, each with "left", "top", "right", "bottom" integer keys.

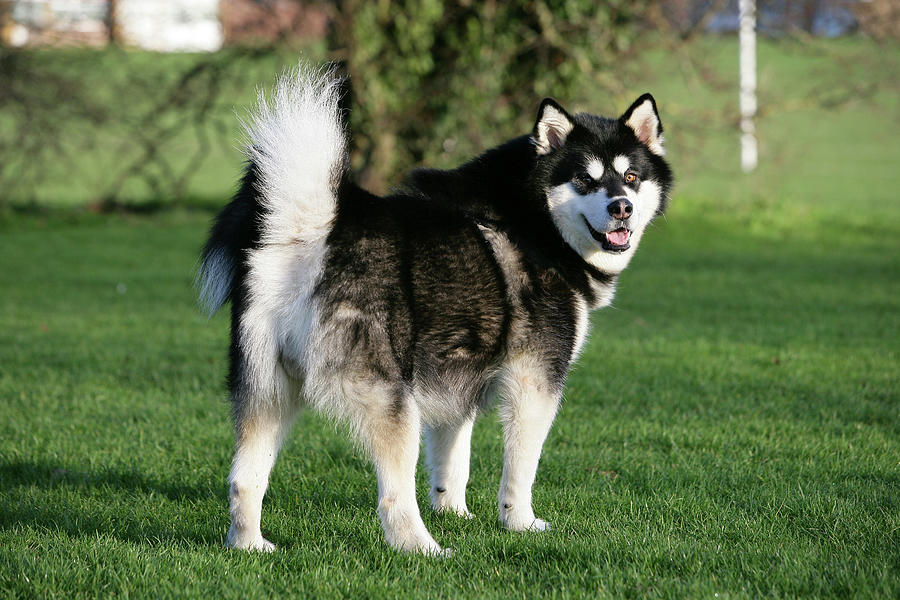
[
  {"left": 532, "top": 98, "right": 575, "bottom": 155},
  {"left": 621, "top": 93, "right": 665, "bottom": 156}
]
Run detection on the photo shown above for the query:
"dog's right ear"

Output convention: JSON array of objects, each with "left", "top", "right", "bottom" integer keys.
[
  {"left": 532, "top": 98, "right": 575, "bottom": 155},
  {"left": 621, "top": 93, "right": 665, "bottom": 156}
]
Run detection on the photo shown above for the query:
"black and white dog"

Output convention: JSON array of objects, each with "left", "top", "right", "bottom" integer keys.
[{"left": 198, "top": 64, "right": 673, "bottom": 554}]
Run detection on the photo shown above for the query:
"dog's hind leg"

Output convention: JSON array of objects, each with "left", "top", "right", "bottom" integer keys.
[
  {"left": 226, "top": 395, "right": 299, "bottom": 552},
  {"left": 425, "top": 415, "right": 475, "bottom": 518},
  {"left": 351, "top": 388, "right": 445, "bottom": 555},
  {"left": 497, "top": 355, "right": 560, "bottom": 532}
]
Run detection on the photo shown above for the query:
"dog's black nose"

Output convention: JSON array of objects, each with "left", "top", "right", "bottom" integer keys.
[{"left": 607, "top": 198, "right": 633, "bottom": 220}]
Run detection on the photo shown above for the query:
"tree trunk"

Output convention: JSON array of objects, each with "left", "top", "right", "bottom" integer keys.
[{"left": 107, "top": 0, "right": 120, "bottom": 45}]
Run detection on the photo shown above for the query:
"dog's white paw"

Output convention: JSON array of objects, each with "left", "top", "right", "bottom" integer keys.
[
  {"left": 501, "top": 507, "right": 550, "bottom": 532},
  {"left": 226, "top": 529, "right": 276, "bottom": 552},
  {"left": 528, "top": 518, "right": 550, "bottom": 532},
  {"left": 505, "top": 517, "right": 550, "bottom": 532},
  {"left": 391, "top": 535, "right": 450, "bottom": 557},
  {"left": 421, "top": 544, "right": 455, "bottom": 558},
  {"left": 433, "top": 502, "right": 474, "bottom": 520},
  {"left": 431, "top": 489, "right": 474, "bottom": 520},
  {"left": 383, "top": 519, "right": 446, "bottom": 556}
]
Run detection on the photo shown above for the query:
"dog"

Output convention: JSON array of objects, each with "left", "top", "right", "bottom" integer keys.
[{"left": 197, "top": 63, "right": 673, "bottom": 554}]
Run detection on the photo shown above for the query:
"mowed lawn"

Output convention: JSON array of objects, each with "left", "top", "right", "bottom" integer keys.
[{"left": 1, "top": 39, "right": 899, "bottom": 598}]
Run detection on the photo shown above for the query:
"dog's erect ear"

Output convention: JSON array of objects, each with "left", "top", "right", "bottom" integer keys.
[
  {"left": 621, "top": 93, "right": 665, "bottom": 156},
  {"left": 532, "top": 98, "right": 575, "bottom": 155}
]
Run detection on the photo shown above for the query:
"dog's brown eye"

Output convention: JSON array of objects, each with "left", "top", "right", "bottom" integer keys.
[
  {"left": 575, "top": 172, "right": 593, "bottom": 185},
  {"left": 624, "top": 172, "right": 638, "bottom": 183}
]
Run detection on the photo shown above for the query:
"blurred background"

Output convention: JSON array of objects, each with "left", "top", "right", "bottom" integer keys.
[
  {"left": 1, "top": 5, "right": 898, "bottom": 594},
  {"left": 0, "top": 0, "right": 897, "bottom": 219}
]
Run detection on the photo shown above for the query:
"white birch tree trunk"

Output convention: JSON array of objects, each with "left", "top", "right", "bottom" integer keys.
[{"left": 739, "top": 0, "right": 758, "bottom": 172}]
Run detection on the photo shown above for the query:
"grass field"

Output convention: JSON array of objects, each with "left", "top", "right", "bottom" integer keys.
[{"left": 1, "top": 37, "right": 898, "bottom": 598}]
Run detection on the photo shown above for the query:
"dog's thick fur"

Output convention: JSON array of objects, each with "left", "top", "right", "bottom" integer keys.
[{"left": 198, "top": 64, "right": 673, "bottom": 554}]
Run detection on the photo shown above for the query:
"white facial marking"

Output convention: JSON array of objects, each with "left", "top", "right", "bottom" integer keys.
[
  {"left": 613, "top": 155, "right": 630, "bottom": 176},
  {"left": 586, "top": 158, "right": 604, "bottom": 180},
  {"left": 546, "top": 174, "right": 663, "bottom": 276}
]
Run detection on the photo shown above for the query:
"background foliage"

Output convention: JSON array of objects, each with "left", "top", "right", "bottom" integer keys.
[
  {"left": 2, "top": 2, "right": 895, "bottom": 208},
  {"left": 0, "top": 1, "right": 653, "bottom": 204},
  {"left": 329, "top": 0, "right": 648, "bottom": 190}
]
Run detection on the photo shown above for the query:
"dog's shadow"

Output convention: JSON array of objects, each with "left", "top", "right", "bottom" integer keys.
[
  {"left": 0, "top": 460, "right": 226, "bottom": 547},
  {"left": 0, "top": 458, "right": 384, "bottom": 551}
]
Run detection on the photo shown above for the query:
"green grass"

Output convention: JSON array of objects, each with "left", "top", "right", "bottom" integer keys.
[{"left": 1, "top": 37, "right": 898, "bottom": 598}]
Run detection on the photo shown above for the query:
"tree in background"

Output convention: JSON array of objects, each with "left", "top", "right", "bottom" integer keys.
[{"left": 328, "top": 0, "right": 649, "bottom": 192}]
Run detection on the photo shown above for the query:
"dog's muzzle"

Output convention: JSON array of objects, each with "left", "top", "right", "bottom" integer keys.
[{"left": 583, "top": 216, "right": 631, "bottom": 253}]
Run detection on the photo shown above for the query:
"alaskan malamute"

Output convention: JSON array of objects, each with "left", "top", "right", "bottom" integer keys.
[{"left": 197, "top": 64, "right": 673, "bottom": 554}]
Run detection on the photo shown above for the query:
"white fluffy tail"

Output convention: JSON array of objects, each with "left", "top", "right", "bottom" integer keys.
[
  {"left": 197, "top": 63, "right": 347, "bottom": 316},
  {"left": 244, "top": 63, "right": 348, "bottom": 246}
]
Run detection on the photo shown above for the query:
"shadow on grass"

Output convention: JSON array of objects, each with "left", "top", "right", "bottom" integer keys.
[
  {"left": 4, "top": 195, "right": 227, "bottom": 216},
  {"left": 0, "top": 460, "right": 214, "bottom": 500},
  {"left": 0, "top": 458, "right": 380, "bottom": 551},
  {"left": 0, "top": 459, "right": 225, "bottom": 547},
  {"left": 0, "top": 196, "right": 227, "bottom": 233}
]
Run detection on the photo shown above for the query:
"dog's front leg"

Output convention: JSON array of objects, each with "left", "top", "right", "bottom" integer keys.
[
  {"left": 425, "top": 415, "right": 475, "bottom": 518},
  {"left": 497, "top": 360, "right": 560, "bottom": 532}
]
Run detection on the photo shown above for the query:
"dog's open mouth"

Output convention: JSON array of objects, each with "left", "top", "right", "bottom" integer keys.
[{"left": 583, "top": 217, "right": 631, "bottom": 252}]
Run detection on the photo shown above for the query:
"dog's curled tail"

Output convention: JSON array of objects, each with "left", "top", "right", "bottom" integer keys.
[{"left": 197, "top": 63, "right": 348, "bottom": 316}]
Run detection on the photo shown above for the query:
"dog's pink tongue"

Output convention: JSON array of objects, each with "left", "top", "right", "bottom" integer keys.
[{"left": 607, "top": 229, "right": 630, "bottom": 246}]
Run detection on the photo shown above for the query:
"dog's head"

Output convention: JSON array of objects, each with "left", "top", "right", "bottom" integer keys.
[{"left": 531, "top": 95, "right": 673, "bottom": 274}]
